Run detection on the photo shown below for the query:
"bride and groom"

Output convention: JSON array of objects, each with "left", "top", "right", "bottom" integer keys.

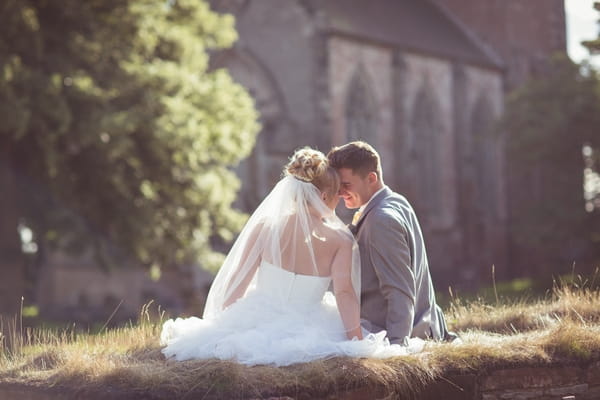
[{"left": 161, "top": 141, "right": 454, "bottom": 366}]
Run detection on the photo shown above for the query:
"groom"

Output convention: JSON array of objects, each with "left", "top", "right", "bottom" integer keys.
[{"left": 328, "top": 141, "right": 454, "bottom": 344}]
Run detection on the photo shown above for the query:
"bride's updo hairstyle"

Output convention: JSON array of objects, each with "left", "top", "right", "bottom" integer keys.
[{"left": 285, "top": 147, "right": 340, "bottom": 201}]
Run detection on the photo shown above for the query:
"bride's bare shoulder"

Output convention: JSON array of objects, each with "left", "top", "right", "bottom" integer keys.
[{"left": 324, "top": 227, "right": 353, "bottom": 249}]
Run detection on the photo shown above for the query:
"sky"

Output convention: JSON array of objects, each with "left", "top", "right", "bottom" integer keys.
[{"left": 565, "top": 0, "right": 599, "bottom": 66}]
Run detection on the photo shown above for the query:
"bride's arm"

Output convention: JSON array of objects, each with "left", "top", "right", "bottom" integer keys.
[
  {"left": 223, "top": 223, "right": 264, "bottom": 308},
  {"left": 331, "top": 239, "right": 363, "bottom": 340}
]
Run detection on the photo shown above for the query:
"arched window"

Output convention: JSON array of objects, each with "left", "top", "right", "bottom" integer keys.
[
  {"left": 345, "top": 66, "right": 377, "bottom": 143},
  {"left": 411, "top": 86, "right": 442, "bottom": 217},
  {"left": 471, "top": 98, "right": 498, "bottom": 220}
]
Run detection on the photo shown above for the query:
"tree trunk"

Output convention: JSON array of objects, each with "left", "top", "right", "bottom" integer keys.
[{"left": 0, "top": 143, "right": 25, "bottom": 319}]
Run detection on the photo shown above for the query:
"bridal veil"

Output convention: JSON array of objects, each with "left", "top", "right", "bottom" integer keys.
[{"left": 203, "top": 157, "right": 361, "bottom": 335}]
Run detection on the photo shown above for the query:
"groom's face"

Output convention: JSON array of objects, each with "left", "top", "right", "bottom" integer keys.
[{"left": 336, "top": 168, "right": 372, "bottom": 209}]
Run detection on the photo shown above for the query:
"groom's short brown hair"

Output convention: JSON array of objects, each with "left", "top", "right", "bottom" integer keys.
[{"left": 327, "top": 141, "right": 382, "bottom": 179}]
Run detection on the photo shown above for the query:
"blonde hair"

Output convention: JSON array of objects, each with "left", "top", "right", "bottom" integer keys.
[{"left": 285, "top": 147, "right": 340, "bottom": 200}]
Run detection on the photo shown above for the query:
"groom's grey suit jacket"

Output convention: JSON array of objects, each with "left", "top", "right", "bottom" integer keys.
[{"left": 352, "top": 187, "right": 445, "bottom": 344}]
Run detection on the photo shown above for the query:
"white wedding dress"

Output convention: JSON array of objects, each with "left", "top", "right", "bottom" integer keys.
[
  {"left": 161, "top": 261, "right": 423, "bottom": 366},
  {"left": 161, "top": 175, "right": 425, "bottom": 366}
]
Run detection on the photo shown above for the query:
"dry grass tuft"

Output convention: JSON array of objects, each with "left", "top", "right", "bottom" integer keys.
[
  {"left": 448, "top": 278, "right": 600, "bottom": 334},
  {"left": 1, "top": 284, "right": 600, "bottom": 399}
]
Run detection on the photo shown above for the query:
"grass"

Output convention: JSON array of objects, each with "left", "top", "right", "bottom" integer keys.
[{"left": 2, "top": 280, "right": 600, "bottom": 399}]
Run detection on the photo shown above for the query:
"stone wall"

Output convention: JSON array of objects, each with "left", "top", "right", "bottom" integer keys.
[
  {"left": 327, "top": 36, "right": 394, "bottom": 175},
  {"left": 431, "top": 0, "right": 571, "bottom": 280},
  {"left": 421, "top": 363, "right": 600, "bottom": 400},
  {"left": 35, "top": 250, "right": 213, "bottom": 323},
  {"left": 432, "top": 0, "right": 566, "bottom": 89},
  {"left": 2, "top": 363, "right": 599, "bottom": 399},
  {"left": 480, "top": 365, "right": 600, "bottom": 400},
  {"left": 211, "top": 0, "right": 321, "bottom": 212}
]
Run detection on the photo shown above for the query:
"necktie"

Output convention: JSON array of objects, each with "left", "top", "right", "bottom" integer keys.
[{"left": 351, "top": 210, "right": 363, "bottom": 226}]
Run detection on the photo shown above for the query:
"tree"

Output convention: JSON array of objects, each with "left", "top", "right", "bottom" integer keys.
[
  {"left": 0, "top": 0, "right": 259, "bottom": 316},
  {"left": 582, "top": 2, "right": 600, "bottom": 55},
  {"left": 502, "top": 55, "right": 600, "bottom": 277},
  {"left": 582, "top": 1, "right": 600, "bottom": 267}
]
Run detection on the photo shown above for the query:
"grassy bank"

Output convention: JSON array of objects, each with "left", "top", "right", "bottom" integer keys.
[{"left": 1, "top": 283, "right": 600, "bottom": 399}]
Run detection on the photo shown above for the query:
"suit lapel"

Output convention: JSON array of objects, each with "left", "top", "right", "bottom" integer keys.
[{"left": 352, "top": 186, "right": 392, "bottom": 234}]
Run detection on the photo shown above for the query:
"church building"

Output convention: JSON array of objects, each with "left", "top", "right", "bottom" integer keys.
[{"left": 209, "top": 0, "right": 566, "bottom": 289}]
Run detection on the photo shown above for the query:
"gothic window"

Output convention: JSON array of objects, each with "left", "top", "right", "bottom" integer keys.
[
  {"left": 471, "top": 98, "right": 498, "bottom": 220},
  {"left": 411, "top": 86, "right": 442, "bottom": 218},
  {"left": 345, "top": 66, "right": 377, "bottom": 143}
]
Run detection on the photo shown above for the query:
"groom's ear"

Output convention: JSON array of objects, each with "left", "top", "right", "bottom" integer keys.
[{"left": 367, "top": 171, "right": 378, "bottom": 184}]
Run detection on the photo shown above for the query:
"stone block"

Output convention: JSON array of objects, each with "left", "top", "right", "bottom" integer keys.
[
  {"left": 418, "top": 374, "right": 477, "bottom": 400},
  {"left": 586, "top": 361, "right": 600, "bottom": 385},
  {"left": 581, "top": 384, "right": 600, "bottom": 399},
  {"left": 482, "top": 368, "right": 583, "bottom": 391},
  {"left": 498, "top": 389, "right": 543, "bottom": 399},
  {"left": 546, "top": 383, "right": 588, "bottom": 396},
  {"left": 482, "top": 394, "right": 499, "bottom": 400}
]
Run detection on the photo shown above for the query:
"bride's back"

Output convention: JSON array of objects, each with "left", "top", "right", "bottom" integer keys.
[{"left": 264, "top": 213, "right": 346, "bottom": 277}]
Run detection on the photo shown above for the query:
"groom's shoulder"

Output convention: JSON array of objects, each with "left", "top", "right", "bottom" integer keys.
[
  {"left": 381, "top": 189, "right": 412, "bottom": 211},
  {"left": 372, "top": 196, "right": 409, "bottom": 222},
  {"left": 371, "top": 191, "right": 413, "bottom": 222}
]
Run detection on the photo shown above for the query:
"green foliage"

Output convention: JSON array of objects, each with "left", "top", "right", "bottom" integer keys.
[
  {"left": 582, "top": 1, "right": 600, "bottom": 55},
  {"left": 501, "top": 55, "right": 600, "bottom": 270},
  {"left": 583, "top": 38, "right": 600, "bottom": 56},
  {"left": 0, "top": 0, "right": 260, "bottom": 270},
  {"left": 504, "top": 56, "right": 600, "bottom": 160}
]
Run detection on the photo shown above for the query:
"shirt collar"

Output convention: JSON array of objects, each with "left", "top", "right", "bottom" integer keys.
[{"left": 358, "top": 186, "right": 386, "bottom": 214}]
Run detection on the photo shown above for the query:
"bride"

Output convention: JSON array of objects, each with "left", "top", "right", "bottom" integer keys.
[{"left": 160, "top": 147, "right": 422, "bottom": 366}]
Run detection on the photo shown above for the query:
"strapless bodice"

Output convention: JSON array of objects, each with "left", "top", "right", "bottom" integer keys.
[{"left": 254, "top": 261, "right": 331, "bottom": 306}]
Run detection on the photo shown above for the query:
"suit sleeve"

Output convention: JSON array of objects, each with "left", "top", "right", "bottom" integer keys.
[{"left": 368, "top": 211, "right": 415, "bottom": 344}]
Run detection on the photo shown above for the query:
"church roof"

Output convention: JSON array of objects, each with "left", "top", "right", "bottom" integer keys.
[{"left": 311, "top": 0, "right": 503, "bottom": 70}]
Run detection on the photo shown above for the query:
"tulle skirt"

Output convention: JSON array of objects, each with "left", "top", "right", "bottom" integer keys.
[{"left": 160, "top": 292, "right": 423, "bottom": 367}]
